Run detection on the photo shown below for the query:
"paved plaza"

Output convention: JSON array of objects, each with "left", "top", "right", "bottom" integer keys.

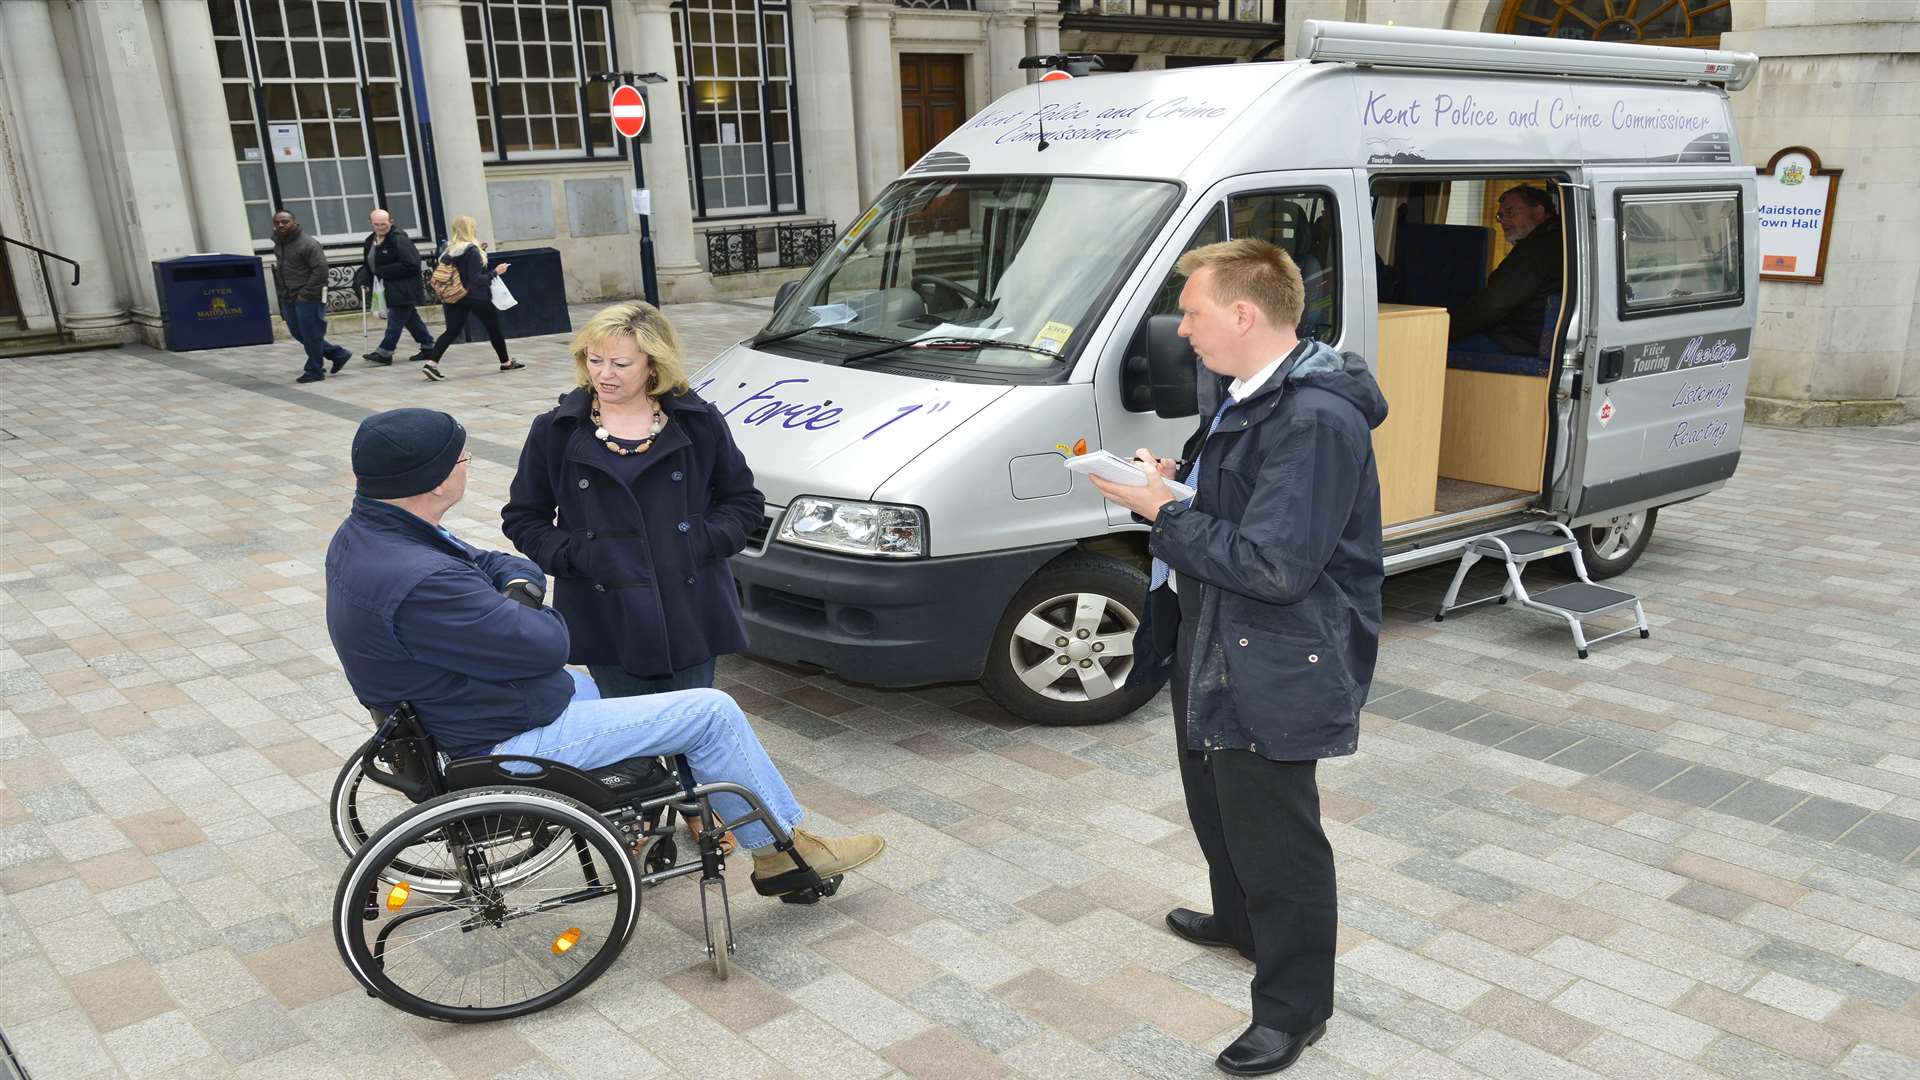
[{"left": 2, "top": 301, "right": 1918, "bottom": 1080}]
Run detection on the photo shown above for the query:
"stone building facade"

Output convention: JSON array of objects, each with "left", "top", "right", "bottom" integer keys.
[{"left": 3, "top": 0, "right": 1915, "bottom": 425}]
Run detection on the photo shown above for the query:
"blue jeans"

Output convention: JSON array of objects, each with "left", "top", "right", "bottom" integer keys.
[
  {"left": 378, "top": 306, "right": 434, "bottom": 354},
  {"left": 286, "top": 300, "right": 348, "bottom": 376},
  {"left": 489, "top": 670, "right": 801, "bottom": 850}
]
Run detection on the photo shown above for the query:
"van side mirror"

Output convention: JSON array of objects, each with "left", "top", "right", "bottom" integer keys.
[
  {"left": 1145, "top": 314, "right": 1198, "bottom": 418},
  {"left": 774, "top": 279, "right": 801, "bottom": 311}
]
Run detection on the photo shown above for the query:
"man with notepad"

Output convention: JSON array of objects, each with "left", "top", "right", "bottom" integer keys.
[{"left": 1089, "top": 239, "right": 1387, "bottom": 1077}]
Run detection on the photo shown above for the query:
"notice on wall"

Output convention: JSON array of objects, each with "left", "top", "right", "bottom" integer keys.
[
  {"left": 632, "top": 188, "right": 651, "bottom": 217},
  {"left": 268, "top": 123, "right": 305, "bottom": 162},
  {"left": 1756, "top": 146, "right": 1839, "bottom": 283}
]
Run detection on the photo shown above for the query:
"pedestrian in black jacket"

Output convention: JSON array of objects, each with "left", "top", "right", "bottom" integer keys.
[
  {"left": 1449, "top": 185, "right": 1563, "bottom": 356},
  {"left": 351, "top": 208, "right": 435, "bottom": 365},
  {"left": 420, "top": 214, "right": 521, "bottom": 381},
  {"left": 1092, "top": 239, "right": 1387, "bottom": 1077},
  {"left": 271, "top": 209, "right": 351, "bottom": 383}
]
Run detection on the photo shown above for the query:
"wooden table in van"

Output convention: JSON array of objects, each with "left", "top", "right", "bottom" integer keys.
[{"left": 1372, "top": 304, "right": 1449, "bottom": 526}]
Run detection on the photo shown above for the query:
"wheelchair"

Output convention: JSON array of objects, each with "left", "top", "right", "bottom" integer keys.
[{"left": 328, "top": 703, "right": 843, "bottom": 1023}]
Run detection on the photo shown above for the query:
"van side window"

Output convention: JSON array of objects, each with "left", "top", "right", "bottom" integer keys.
[
  {"left": 1147, "top": 204, "right": 1227, "bottom": 317},
  {"left": 1233, "top": 191, "right": 1340, "bottom": 342},
  {"left": 1617, "top": 190, "right": 1742, "bottom": 316}
]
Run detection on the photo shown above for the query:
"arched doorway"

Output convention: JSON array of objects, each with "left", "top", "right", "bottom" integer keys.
[{"left": 1497, "top": 0, "right": 1732, "bottom": 48}]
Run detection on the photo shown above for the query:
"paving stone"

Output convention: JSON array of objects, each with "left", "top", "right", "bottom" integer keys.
[
  {"left": 1834, "top": 813, "right": 1920, "bottom": 863},
  {"left": 1497, "top": 726, "right": 1585, "bottom": 762},
  {"left": 1751, "top": 938, "right": 1919, "bottom": 1011},
  {"left": 907, "top": 975, "right": 1044, "bottom": 1053},
  {"left": 1776, "top": 796, "right": 1873, "bottom": 842},
  {"left": 1542, "top": 739, "right": 1636, "bottom": 775},
  {"left": 1449, "top": 713, "right": 1534, "bottom": 748},
  {"left": 1596, "top": 752, "right": 1693, "bottom": 793},
  {"left": 1650, "top": 765, "right": 1750, "bottom": 808},
  {"left": 1400, "top": 698, "right": 1488, "bottom": 733}
]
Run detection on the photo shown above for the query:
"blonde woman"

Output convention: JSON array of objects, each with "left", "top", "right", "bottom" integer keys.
[
  {"left": 421, "top": 214, "right": 522, "bottom": 380},
  {"left": 503, "top": 300, "right": 763, "bottom": 693}
]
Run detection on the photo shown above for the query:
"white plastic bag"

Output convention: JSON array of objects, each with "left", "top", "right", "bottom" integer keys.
[{"left": 490, "top": 276, "right": 517, "bottom": 311}]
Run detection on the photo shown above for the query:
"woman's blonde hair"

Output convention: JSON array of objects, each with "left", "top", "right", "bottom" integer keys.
[
  {"left": 445, "top": 215, "right": 479, "bottom": 256},
  {"left": 571, "top": 301, "right": 690, "bottom": 398}
]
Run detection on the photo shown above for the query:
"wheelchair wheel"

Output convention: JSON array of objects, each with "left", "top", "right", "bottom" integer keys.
[
  {"left": 330, "top": 740, "right": 416, "bottom": 857},
  {"left": 334, "top": 788, "right": 639, "bottom": 1022},
  {"left": 331, "top": 743, "right": 574, "bottom": 896}
]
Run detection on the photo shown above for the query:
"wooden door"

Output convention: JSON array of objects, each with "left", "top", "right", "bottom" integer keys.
[{"left": 900, "top": 54, "right": 968, "bottom": 233}]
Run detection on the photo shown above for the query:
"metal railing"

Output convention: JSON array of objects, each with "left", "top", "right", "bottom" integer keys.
[
  {"left": 896, "top": 0, "right": 977, "bottom": 8},
  {"left": 0, "top": 233, "right": 80, "bottom": 338},
  {"left": 706, "top": 221, "right": 838, "bottom": 276},
  {"left": 1058, "top": 0, "right": 1280, "bottom": 23}
]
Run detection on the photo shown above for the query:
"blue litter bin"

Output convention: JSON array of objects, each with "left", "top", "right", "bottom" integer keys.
[
  {"left": 152, "top": 254, "right": 274, "bottom": 351},
  {"left": 450, "top": 245, "right": 571, "bottom": 343}
]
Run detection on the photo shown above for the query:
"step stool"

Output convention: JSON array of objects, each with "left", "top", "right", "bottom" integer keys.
[{"left": 1434, "top": 523, "right": 1649, "bottom": 659}]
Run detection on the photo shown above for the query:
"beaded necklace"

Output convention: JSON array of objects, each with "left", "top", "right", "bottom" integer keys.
[{"left": 591, "top": 394, "right": 665, "bottom": 455}]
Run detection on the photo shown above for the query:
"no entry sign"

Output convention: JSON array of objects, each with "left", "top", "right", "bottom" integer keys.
[
  {"left": 611, "top": 84, "right": 647, "bottom": 139},
  {"left": 1039, "top": 69, "right": 1072, "bottom": 83}
]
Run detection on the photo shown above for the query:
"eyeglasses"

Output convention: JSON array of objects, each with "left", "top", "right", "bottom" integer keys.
[{"left": 456, "top": 454, "right": 473, "bottom": 466}]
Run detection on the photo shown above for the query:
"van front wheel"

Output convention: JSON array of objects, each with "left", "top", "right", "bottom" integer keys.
[
  {"left": 1576, "top": 508, "right": 1655, "bottom": 580},
  {"left": 981, "top": 554, "right": 1164, "bottom": 727}
]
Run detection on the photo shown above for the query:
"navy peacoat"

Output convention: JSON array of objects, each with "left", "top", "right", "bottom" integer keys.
[{"left": 503, "top": 386, "right": 765, "bottom": 677}]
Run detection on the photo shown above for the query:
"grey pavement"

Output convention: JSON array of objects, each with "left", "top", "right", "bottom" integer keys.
[{"left": 2, "top": 299, "right": 1918, "bottom": 1079}]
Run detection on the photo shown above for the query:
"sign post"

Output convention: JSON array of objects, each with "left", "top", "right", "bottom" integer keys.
[
  {"left": 1756, "top": 146, "right": 1841, "bottom": 284},
  {"left": 598, "top": 75, "right": 664, "bottom": 306}
]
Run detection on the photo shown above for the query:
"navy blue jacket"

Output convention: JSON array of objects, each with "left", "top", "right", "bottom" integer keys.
[
  {"left": 1135, "top": 341, "right": 1388, "bottom": 761},
  {"left": 325, "top": 496, "right": 576, "bottom": 758},
  {"left": 502, "top": 386, "right": 765, "bottom": 676}
]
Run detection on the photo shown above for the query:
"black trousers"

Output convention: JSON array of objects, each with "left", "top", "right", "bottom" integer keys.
[
  {"left": 427, "top": 295, "right": 509, "bottom": 364},
  {"left": 1173, "top": 614, "right": 1338, "bottom": 1032}
]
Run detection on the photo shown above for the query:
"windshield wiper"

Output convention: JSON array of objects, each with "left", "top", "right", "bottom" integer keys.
[
  {"left": 748, "top": 324, "right": 902, "bottom": 349},
  {"left": 836, "top": 335, "right": 1064, "bottom": 369}
]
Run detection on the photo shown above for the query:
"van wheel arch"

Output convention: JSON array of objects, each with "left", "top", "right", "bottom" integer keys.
[{"left": 1575, "top": 507, "right": 1656, "bottom": 579}]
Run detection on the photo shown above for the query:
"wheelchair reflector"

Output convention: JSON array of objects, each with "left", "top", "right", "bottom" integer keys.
[
  {"left": 386, "top": 881, "right": 410, "bottom": 911},
  {"left": 552, "top": 928, "right": 583, "bottom": 955}
]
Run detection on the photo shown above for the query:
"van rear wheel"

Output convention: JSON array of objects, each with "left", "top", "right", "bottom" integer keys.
[
  {"left": 980, "top": 553, "right": 1164, "bottom": 727},
  {"left": 1576, "top": 508, "right": 1655, "bottom": 580}
]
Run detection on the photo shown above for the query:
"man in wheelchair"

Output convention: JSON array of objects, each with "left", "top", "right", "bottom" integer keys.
[{"left": 324, "top": 408, "right": 884, "bottom": 896}]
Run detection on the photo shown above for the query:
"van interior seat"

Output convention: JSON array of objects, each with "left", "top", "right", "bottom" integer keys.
[
  {"left": 1392, "top": 223, "right": 1491, "bottom": 312},
  {"left": 1271, "top": 203, "right": 1331, "bottom": 337},
  {"left": 1444, "top": 292, "right": 1561, "bottom": 378}
]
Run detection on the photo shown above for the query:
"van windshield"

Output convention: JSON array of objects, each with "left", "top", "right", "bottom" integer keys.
[{"left": 761, "top": 176, "right": 1179, "bottom": 368}]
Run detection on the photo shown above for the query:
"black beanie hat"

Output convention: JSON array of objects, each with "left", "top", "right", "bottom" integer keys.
[{"left": 352, "top": 408, "right": 467, "bottom": 499}]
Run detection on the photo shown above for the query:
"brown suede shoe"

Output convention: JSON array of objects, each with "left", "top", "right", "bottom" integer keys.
[{"left": 750, "top": 829, "right": 885, "bottom": 895}]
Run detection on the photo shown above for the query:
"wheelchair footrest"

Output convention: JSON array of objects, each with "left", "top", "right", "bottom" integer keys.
[{"left": 750, "top": 865, "right": 844, "bottom": 904}]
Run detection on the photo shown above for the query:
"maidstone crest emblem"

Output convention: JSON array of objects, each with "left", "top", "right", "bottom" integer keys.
[{"left": 1780, "top": 161, "right": 1807, "bottom": 186}]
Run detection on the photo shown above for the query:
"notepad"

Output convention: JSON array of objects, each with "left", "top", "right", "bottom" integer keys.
[{"left": 1064, "top": 450, "right": 1196, "bottom": 501}]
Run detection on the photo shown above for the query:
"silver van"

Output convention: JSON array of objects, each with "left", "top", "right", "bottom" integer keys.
[{"left": 693, "top": 21, "right": 1760, "bottom": 726}]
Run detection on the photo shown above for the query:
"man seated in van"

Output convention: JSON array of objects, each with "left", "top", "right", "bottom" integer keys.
[
  {"left": 325, "top": 408, "right": 885, "bottom": 897},
  {"left": 1447, "top": 186, "right": 1562, "bottom": 357}
]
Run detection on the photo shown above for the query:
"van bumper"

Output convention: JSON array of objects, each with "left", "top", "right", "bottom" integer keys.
[{"left": 730, "top": 540, "right": 1073, "bottom": 687}]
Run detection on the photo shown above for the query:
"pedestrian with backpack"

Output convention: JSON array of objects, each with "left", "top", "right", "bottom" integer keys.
[{"left": 420, "top": 215, "right": 522, "bottom": 381}]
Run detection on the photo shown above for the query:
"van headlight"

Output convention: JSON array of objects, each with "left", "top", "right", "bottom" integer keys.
[{"left": 777, "top": 498, "right": 926, "bottom": 558}]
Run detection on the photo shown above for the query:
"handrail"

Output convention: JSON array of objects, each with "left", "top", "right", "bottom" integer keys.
[{"left": 1, "top": 233, "right": 80, "bottom": 339}]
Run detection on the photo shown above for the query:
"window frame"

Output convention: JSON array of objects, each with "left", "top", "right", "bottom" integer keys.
[
  {"left": 1613, "top": 187, "right": 1744, "bottom": 321},
  {"left": 465, "top": 0, "right": 620, "bottom": 164},
  {"left": 673, "top": 0, "right": 804, "bottom": 220},
  {"left": 214, "top": 0, "right": 431, "bottom": 251},
  {"left": 1227, "top": 186, "right": 1343, "bottom": 345}
]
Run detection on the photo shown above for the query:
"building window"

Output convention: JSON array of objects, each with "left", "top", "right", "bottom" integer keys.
[
  {"left": 673, "top": 0, "right": 800, "bottom": 218},
  {"left": 211, "top": 0, "right": 425, "bottom": 247},
  {"left": 1498, "top": 0, "right": 1732, "bottom": 48},
  {"left": 464, "top": 0, "right": 617, "bottom": 160}
]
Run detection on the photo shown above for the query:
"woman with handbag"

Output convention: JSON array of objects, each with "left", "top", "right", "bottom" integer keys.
[
  {"left": 420, "top": 214, "right": 523, "bottom": 381},
  {"left": 503, "top": 301, "right": 764, "bottom": 851}
]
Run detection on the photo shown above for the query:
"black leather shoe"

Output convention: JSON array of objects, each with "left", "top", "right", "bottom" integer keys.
[
  {"left": 1166, "top": 908, "right": 1254, "bottom": 961},
  {"left": 1215, "top": 1021, "right": 1326, "bottom": 1076}
]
